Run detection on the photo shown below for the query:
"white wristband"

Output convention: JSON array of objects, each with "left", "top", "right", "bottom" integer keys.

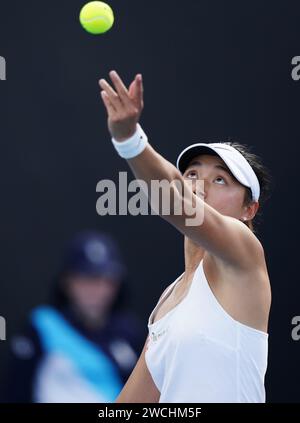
[{"left": 111, "top": 123, "right": 148, "bottom": 159}]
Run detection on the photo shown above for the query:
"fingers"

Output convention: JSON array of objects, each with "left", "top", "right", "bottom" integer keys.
[
  {"left": 100, "top": 70, "right": 142, "bottom": 107},
  {"left": 135, "top": 74, "right": 144, "bottom": 107},
  {"left": 100, "top": 90, "right": 116, "bottom": 115},
  {"left": 99, "top": 70, "right": 144, "bottom": 115},
  {"left": 99, "top": 78, "right": 121, "bottom": 110},
  {"left": 128, "top": 74, "right": 144, "bottom": 109},
  {"left": 109, "top": 70, "right": 131, "bottom": 103},
  {"left": 99, "top": 70, "right": 130, "bottom": 108}
]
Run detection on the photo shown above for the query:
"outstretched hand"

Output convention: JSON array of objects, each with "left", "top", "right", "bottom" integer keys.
[{"left": 99, "top": 70, "right": 144, "bottom": 141}]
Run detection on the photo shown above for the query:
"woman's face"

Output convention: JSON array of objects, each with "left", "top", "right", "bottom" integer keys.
[
  {"left": 183, "top": 154, "right": 255, "bottom": 221},
  {"left": 64, "top": 274, "right": 120, "bottom": 321}
]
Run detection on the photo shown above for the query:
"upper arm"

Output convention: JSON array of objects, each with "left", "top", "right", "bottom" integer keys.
[
  {"left": 115, "top": 337, "right": 160, "bottom": 403},
  {"left": 166, "top": 191, "right": 263, "bottom": 270}
]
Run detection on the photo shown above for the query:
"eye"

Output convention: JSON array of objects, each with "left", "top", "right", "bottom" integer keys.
[
  {"left": 214, "top": 176, "right": 226, "bottom": 185},
  {"left": 186, "top": 170, "right": 198, "bottom": 179}
]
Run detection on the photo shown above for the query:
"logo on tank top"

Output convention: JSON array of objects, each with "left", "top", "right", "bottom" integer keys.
[{"left": 150, "top": 327, "right": 169, "bottom": 343}]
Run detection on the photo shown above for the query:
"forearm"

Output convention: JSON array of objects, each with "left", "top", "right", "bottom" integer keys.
[
  {"left": 99, "top": 71, "right": 197, "bottom": 221},
  {"left": 127, "top": 141, "right": 183, "bottom": 186},
  {"left": 125, "top": 138, "right": 192, "bottom": 218}
]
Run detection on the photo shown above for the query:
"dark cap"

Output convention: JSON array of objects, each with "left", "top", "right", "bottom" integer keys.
[{"left": 60, "top": 231, "right": 126, "bottom": 281}]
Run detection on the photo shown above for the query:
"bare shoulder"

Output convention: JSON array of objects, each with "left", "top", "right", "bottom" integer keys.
[
  {"left": 220, "top": 216, "right": 268, "bottom": 271},
  {"left": 206, "top": 234, "right": 271, "bottom": 332},
  {"left": 115, "top": 337, "right": 160, "bottom": 403},
  {"left": 213, "top": 228, "right": 269, "bottom": 285}
]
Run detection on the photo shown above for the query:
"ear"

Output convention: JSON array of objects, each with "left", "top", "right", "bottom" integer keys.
[{"left": 242, "top": 201, "right": 259, "bottom": 222}]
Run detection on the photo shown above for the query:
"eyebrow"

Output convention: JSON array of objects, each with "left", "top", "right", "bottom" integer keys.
[{"left": 186, "top": 160, "right": 233, "bottom": 178}]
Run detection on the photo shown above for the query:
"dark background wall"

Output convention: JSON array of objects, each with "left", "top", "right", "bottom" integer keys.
[{"left": 0, "top": 0, "right": 299, "bottom": 402}]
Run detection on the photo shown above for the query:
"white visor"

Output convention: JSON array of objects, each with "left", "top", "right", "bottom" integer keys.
[{"left": 176, "top": 142, "right": 260, "bottom": 201}]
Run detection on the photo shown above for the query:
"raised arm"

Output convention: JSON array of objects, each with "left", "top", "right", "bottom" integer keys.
[{"left": 99, "top": 71, "right": 263, "bottom": 270}]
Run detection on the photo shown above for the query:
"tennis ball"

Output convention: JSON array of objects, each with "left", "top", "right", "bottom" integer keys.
[{"left": 79, "top": 1, "right": 114, "bottom": 35}]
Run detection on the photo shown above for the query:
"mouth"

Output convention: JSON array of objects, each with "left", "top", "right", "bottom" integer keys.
[{"left": 195, "top": 192, "right": 205, "bottom": 199}]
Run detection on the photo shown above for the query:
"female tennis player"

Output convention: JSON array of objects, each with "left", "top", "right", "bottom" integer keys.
[{"left": 98, "top": 70, "right": 272, "bottom": 403}]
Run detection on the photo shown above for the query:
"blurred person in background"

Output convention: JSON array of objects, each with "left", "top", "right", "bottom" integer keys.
[{"left": 1, "top": 231, "right": 145, "bottom": 403}]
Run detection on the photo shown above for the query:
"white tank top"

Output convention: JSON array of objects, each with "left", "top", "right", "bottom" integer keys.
[{"left": 145, "top": 259, "right": 268, "bottom": 403}]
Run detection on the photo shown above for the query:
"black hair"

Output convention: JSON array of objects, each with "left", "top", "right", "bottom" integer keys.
[{"left": 222, "top": 141, "right": 272, "bottom": 233}]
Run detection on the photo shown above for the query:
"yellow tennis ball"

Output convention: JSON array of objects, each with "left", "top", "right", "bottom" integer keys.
[{"left": 79, "top": 1, "right": 114, "bottom": 35}]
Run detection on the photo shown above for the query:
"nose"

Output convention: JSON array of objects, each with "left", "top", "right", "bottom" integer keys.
[
  {"left": 192, "top": 179, "right": 207, "bottom": 199},
  {"left": 198, "top": 189, "right": 206, "bottom": 200}
]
